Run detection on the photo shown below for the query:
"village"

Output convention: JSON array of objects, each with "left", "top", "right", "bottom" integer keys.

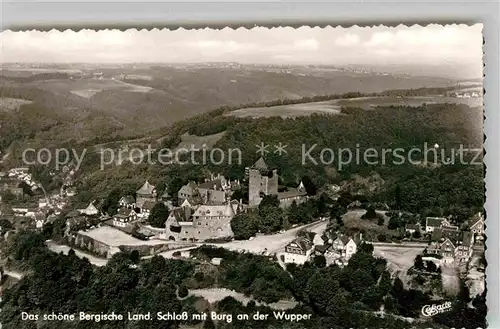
[{"left": 0, "top": 157, "right": 486, "bottom": 299}]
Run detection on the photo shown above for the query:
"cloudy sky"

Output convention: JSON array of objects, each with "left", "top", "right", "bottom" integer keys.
[{"left": 0, "top": 24, "right": 483, "bottom": 77}]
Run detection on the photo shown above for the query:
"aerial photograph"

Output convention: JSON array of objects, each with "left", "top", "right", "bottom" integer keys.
[{"left": 0, "top": 24, "right": 485, "bottom": 329}]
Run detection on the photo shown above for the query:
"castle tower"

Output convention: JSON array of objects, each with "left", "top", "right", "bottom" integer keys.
[
  {"left": 248, "top": 157, "right": 278, "bottom": 207},
  {"left": 136, "top": 180, "right": 157, "bottom": 209}
]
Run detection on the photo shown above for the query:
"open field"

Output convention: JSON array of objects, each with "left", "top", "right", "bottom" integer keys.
[
  {"left": 441, "top": 265, "right": 460, "bottom": 296},
  {"left": 227, "top": 101, "right": 341, "bottom": 118},
  {"left": 0, "top": 97, "right": 33, "bottom": 111},
  {"left": 174, "top": 131, "right": 226, "bottom": 151},
  {"left": 227, "top": 95, "right": 482, "bottom": 118},
  {"left": 373, "top": 245, "right": 425, "bottom": 287},
  {"left": 189, "top": 288, "right": 298, "bottom": 310}
]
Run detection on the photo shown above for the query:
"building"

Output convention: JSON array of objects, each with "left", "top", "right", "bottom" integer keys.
[
  {"left": 141, "top": 200, "right": 156, "bottom": 219},
  {"left": 136, "top": 181, "right": 157, "bottom": 210},
  {"left": 425, "top": 217, "right": 451, "bottom": 233},
  {"left": 78, "top": 202, "right": 100, "bottom": 216},
  {"left": 455, "top": 232, "right": 474, "bottom": 264},
  {"left": 469, "top": 212, "right": 484, "bottom": 239},
  {"left": 278, "top": 181, "right": 308, "bottom": 208},
  {"left": 248, "top": 157, "right": 279, "bottom": 207},
  {"left": 405, "top": 223, "right": 421, "bottom": 234},
  {"left": 112, "top": 208, "right": 139, "bottom": 228},
  {"left": 198, "top": 176, "right": 228, "bottom": 205},
  {"left": 162, "top": 200, "right": 241, "bottom": 242},
  {"left": 283, "top": 237, "right": 314, "bottom": 265},
  {"left": 177, "top": 181, "right": 199, "bottom": 204},
  {"left": 118, "top": 196, "right": 136, "bottom": 209},
  {"left": 326, "top": 235, "right": 358, "bottom": 266},
  {"left": 426, "top": 231, "right": 475, "bottom": 265}
]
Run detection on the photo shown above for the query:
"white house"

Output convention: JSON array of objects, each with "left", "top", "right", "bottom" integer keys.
[
  {"left": 325, "top": 235, "right": 358, "bottom": 266},
  {"left": 283, "top": 238, "right": 314, "bottom": 265},
  {"left": 112, "top": 208, "right": 138, "bottom": 228},
  {"left": 425, "top": 217, "right": 450, "bottom": 233},
  {"left": 78, "top": 202, "right": 99, "bottom": 216},
  {"left": 469, "top": 212, "right": 484, "bottom": 238}
]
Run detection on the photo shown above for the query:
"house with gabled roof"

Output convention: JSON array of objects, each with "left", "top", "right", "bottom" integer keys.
[
  {"left": 327, "top": 235, "right": 358, "bottom": 265},
  {"left": 78, "top": 201, "right": 100, "bottom": 216},
  {"left": 112, "top": 208, "right": 139, "bottom": 228},
  {"left": 469, "top": 212, "right": 484, "bottom": 239},
  {"left": 118, "top": 195, "right": 136, "bottom": 209},
  {"left": 284, "top": 237, "right": 314, "bottom": 265},
  {"left": 425, "top": 217, "right": 451, "bottom": 233},
  {"left": 178, "top": 181, "right": 199, "bottom": 204}
]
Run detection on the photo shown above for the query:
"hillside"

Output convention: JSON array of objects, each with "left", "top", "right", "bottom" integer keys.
[{"left": 0, "top": 65, "right": 458, "bottom": 154}]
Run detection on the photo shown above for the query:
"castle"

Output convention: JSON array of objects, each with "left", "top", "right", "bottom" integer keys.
[
  {"left": 248, "top": 157, "right": 279, "bottom": 207},
  {"left": 247, "top": 157, "right": 308, "bottom": 208},
  {"left": 136, "top": 181, "right": 157, "bottom": 209}
]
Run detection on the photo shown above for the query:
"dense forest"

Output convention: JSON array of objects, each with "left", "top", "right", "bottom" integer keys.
[
  {"left": 0, "top": 232, "right": 486, "bottom": 329},
  {"left": 73, "top": 97, "right": 483, "bottom": 226}
]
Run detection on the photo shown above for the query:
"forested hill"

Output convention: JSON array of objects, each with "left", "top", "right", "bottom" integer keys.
[
  {"left": 0, "top": 67, "right": 460, "bottom": 157},
  {"left": 74, "top": 95, "right": 483, "bottom": 225}
]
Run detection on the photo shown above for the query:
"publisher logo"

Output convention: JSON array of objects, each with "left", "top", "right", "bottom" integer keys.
[{"left": 421, "top": 302, "right": 452, "bottom": 317}]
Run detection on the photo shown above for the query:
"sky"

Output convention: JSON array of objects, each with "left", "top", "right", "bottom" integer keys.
[{"left": 0, "top": 24, "right": 483, "bottom": 78}]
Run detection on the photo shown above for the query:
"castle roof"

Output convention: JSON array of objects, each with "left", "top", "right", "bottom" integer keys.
[
  {"left": 199, "top": 178, "right": 223, "bottom": 190},
  {"left": 252, "top": 157, "right": 268, "bottom": 170},
  {"left": 137, "top": 181, "right": 155, "bottom": 195}
]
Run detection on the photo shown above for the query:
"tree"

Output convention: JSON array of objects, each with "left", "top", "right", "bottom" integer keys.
[
  {"left": 377, "top": 216, "right": 385, "bottom": 226},
  {"left": 0, "top": 190, "right": 16, "bottom": 203},
  {"left": 362, "top": 207, "right": 377, "bottom": 220},
  {"left": 301, "top": 175, "right": 317, "bottom": 195},
  {"left": 414, "top": 255, "right": 424, "bottom": 270},
  {"left": 148, "top": 202, "right": 170, "bottom": 228},
  {"left": 178, "top": 284, "right": 189, "bottom": 298},
  {"left": 426, "top": 261, "right": 438, "bottom": 273},
  {"left": 230, "top": 213, "right": 258, "bottom": 240},
  {"left": 395, "top": 184, "right": 402, "bottom": 210},
  {"left": 312, "top": 255, "right": 326, "bottom": 268},
  {"left": 203, "top": 317, "right": 216, "bottom": 329},
  {"left": 258, "top": 207, "right": 283, "bottom": 233},
  {"left": 413, "top": 230, "right": 421, "bottom": 239}
]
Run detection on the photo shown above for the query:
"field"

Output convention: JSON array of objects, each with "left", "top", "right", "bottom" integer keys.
[
  {"left": 373, "top": 245, "right": 426, "bottom": 287},
  {"left": 227, "top": 101, "right": 341, "bottom": 118},
  {"left": 0, "top": 97, "right": 33, "bottom": 111},
  {"left": 189, "top": 288, "right": 298, "bottom": 310},
  {"left": 227, "top": 95, "right": 482, "bottom": 119},
  {"left": 174, "top": 132, "right": 226, "bottom": 151}
]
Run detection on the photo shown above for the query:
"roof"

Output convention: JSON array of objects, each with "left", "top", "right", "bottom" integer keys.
[
  {"left": 426, "top": 217, "right": 448, "bottom": 228},
  {"left": 252, "top": 157, "right": 268, "bottom": 170},
  {"left": 137, "top": 181, "right": 155, "bottom": 195},
  {"left": 116, "top": 208, "right": 136, "bottom": 217},
  {"left": 119, "top": 195, "right": 135, "bottom": 204},
  {"left": 278, "top": 188, "right": 308, "bottom": 200},
  {"left": 469, "top": 212, "right": 484, "bottom": 229},
  {"left": 193, "top": 203, "right": 239, "bottom": 218},
  {"left": 286, "top": 237, "right": 313, "bottom": 252},
  {"left": 440, "top": 238, "right": 456, "bottom": 249},
  {"left": 199, "top": 179, "right": 223, "bottom": 190},
  {"left": 314, "top": 245, "right": 329, "bottom": 253}
]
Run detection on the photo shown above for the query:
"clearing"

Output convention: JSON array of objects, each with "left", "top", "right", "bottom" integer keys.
[
  {"left": 373, "top": 245, "right": 425, "bottom": 287},
  {"left": 227, "top": 101, "right": 341, "bottom": 118},
  {"left": 0, "top": 97, "right": 33, "bottom": 111},
  {"left": 188, "top": 288, "right": 298, "bottom": 310},
  {"left": 226, "top": 95, "right": 482, "bottom": 119}
]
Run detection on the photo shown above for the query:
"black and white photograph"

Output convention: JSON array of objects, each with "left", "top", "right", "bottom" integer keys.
[{"left": 0, "top": 24, "right": 485, "bottom": 329}]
